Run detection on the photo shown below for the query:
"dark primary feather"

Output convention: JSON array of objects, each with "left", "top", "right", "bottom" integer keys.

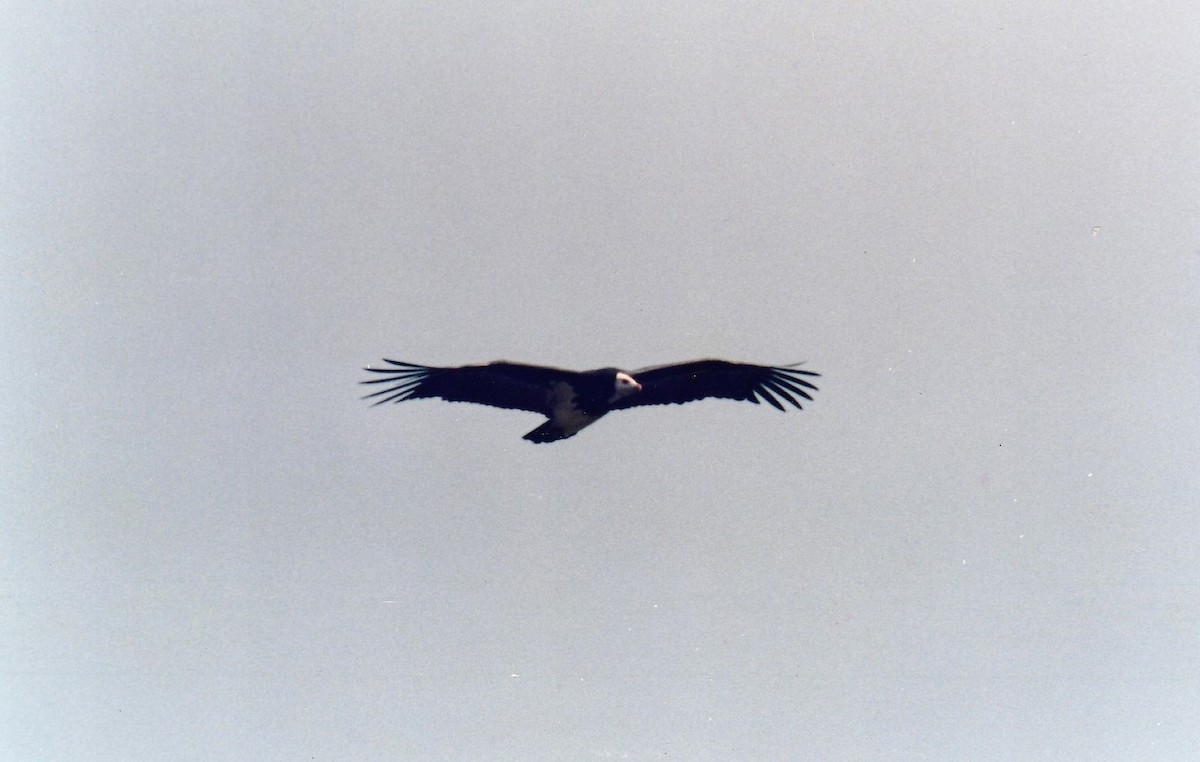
[
  {"left": 609, "top": 359, "right": 819, "bottom": 412},
  {"left": 360, "top": 359, "right": 566, "bottom": 414}
]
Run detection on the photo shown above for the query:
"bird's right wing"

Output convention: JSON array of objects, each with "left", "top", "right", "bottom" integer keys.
[
  {"left": 610, "top": 359, "right": 819, "bottom": 411},
  {"left": 361, "top": 360, "right": 566, "bottom": 414}
]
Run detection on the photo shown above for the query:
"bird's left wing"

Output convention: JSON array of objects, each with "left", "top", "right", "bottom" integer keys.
[
  {"left": 609, "top": 359, "right": 819, "bottom": 411},
  {"left": 361, "top": 360, "right": 566, "bottom": 414}
]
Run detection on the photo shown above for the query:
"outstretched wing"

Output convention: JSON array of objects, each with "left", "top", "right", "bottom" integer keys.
[
  {"left": 361, "top": 360, "right": 567, "bottom": 414},
  {"left": 610, "top": 360, "right": 819, "bottom": 412}
]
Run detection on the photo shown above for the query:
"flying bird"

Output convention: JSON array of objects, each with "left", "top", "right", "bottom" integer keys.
[{"left": 361, "top": 358, "right": 819, "bottom": 443}]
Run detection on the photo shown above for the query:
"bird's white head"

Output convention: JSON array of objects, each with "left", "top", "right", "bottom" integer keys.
[{"left": 611, "top": 371, "right": 643, "bottom": 401}]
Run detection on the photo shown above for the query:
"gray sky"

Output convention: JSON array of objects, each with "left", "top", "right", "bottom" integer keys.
[{"left": 4, "top": 2, "right": 1199, "bottom": 759}]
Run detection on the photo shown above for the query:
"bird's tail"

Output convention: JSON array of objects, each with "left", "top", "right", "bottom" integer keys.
[{"left": 522, "top": 421, "right": 577, "bottom": 443}]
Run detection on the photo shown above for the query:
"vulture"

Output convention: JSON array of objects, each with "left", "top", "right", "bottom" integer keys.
[{"left": 361, "top": 358, "right": 819, "bottom": 443}]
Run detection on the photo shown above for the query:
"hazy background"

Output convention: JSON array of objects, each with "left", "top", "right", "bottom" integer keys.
[{"left": 4, "top": 3, "right": 1198, "bottom": 759}]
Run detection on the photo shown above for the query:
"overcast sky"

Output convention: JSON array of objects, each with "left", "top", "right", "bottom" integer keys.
[{"left": 5, "top": 2, "right": 1199, "bottom": 759}]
